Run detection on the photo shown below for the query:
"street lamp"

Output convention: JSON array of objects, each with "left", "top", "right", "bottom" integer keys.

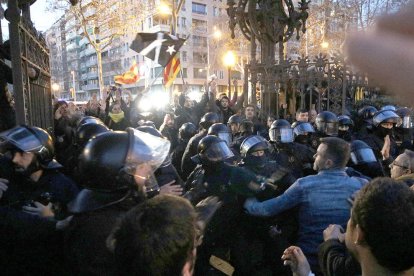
[
  {"left": 223, "top": 50, "right": 236, "bottom": 99},
  {"left": 321, "top": 41, "right": 329, "bottom": 49}
]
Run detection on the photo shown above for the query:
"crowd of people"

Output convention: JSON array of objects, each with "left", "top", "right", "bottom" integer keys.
[{"left": 1, "top": 4, "right": 414, "bottom": 275}]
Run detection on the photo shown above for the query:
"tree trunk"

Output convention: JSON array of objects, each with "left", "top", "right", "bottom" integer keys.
[{"left": 96, "top": 49, "right": 104, "bottom": 100}]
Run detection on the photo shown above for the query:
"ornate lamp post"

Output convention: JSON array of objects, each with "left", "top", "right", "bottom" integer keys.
[
  {"left": 227, "top": 0, "right": 310, "bottom": 116},
  {"left": 223, "top": 51, "right": 236, "bottom": 99}
]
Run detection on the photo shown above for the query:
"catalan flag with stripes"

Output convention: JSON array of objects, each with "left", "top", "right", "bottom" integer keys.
[
  {"left": 163, "top": 53, "right": 181, "bottom": 88},
  {"left": 114, "top": 61, "right": 140, "bottom": 85}
]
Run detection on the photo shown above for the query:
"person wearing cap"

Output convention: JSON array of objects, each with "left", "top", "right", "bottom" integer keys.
[{"left": 0, "top": 125, "right": 79, "bottom": 274}]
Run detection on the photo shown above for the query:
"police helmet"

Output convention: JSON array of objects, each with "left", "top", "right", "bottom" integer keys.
[
  {"left": 208, "top": 123, "right": 232, "bottom": 146},
  {"left": 291, "top": 121, "right": 315, "bottom": 136},
  {"left": 396, "top": 107, "right": 413, "bottom": 129},
  {"left": 199, "top": 112, "right": 219, "bottom": 130},
  {"left": 239, "top": 119, "right": 254, "bottom": 134},
  {"left": 0, "top": 125, "right": 61, "bottom": 169},
  {"left": 240, "top": 135, "right": 269, "bottom": 158},
  {"left": 372, "top": 110, "right": 402, "bottom": 127},
  {"left": 380, "top": 105, "right": 397, "bottom": 111},
  {"left": 357, "top": 106, "right": 377, "bottom": 122},
  {"left": 179, "top": 122, "right": 197, "bottom": 140},
  {"left": 269, "top": 119, "right": 294, "bottom": 143},
  {"left": 350, "top": 140, "right": 377, "bottom": 165},
  {"left": 78, "top": 128, "right": 170, "bottom": 192},
  {"left": 315, "top": 111, "right": 338, "bottom": 136},
  {"left": 75, "top": 122, "right": 110, "bottom": 148},
  {"left": 76, "top": 116, "right": 104, "bottom": 128},
  {"left": 227, "top": 114, "right": 242, "bottom": 126},
  {"left": 192, "top": 135, "right": 234, "bottom": 163},
  {"left": 338, "top": 115, "right": 354, "bottom": 131},
  {"left": 136, "top": 126, "right": 163, "bottom": 138}
]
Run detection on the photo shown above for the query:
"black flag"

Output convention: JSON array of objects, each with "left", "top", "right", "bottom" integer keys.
[{"left": 130, "top": 32, "right": 186, "bottom": 67}]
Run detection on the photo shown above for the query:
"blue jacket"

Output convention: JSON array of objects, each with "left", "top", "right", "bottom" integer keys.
[{"left": 244, "top": 169, "right": 367, "bottom": 268}]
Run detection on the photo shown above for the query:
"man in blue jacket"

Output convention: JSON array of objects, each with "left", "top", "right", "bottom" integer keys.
[{"left": 244, "top": 137, "right": 367, "bottom": 272}]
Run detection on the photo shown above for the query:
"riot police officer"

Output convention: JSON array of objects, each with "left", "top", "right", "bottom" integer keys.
[
  {"left": 338, "top": 115, "right": 354, "bottom": 142},
  {"left": 395, "top": 107, "right": 413, "bottom": 151},
  {"left": 65, "top": 128, "right": 170, "bottom": 275},
  {"left": 172, "top": 122, "right": 197, "bottom": 179},
  {"left": 361, "top": 109, "right": 401, "bottom": 174},
  {"left": 310, "top": 111, "right": 339, "bottom": 149},
  {"left": 227, "top": 114, "right": 243, "bottom": 136},
  {"left": 347, "top": 139, "right": 386, "bottom": 179},
  {"left": 181, "top": 112, "right": 219, "bottom": 180},
  {"left": 269, "top": 119, "right": 316, "bottom": 179},
  {"left": 355, "top": 105, "right": 377, "bottom": 139},
  {"left": 0, "top": 125, "right": 79, "bottom": 274},
  {"left": 184, "top": 135, "right": 271, "bottom": 274},
  {"left": 291, "top": 121, "right": 315, "bottom": 146}
]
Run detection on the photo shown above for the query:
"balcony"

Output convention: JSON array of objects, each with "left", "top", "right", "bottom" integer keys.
[{"left": 82, "top": 84, "right": 99, "bottom": 91}]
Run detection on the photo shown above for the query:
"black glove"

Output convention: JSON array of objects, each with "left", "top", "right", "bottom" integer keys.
[{"left": 195, "top": 196, "right": 222, "bottom": 233}]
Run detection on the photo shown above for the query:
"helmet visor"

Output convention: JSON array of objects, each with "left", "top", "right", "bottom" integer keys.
[
  {"left": 373, "top": 110, "right": 402, "bottom": 126},
  {"left": 125, "top": 128, "right": 170, "bottom": 172},
  {"left": 280, "top": 128, "right": 294, "bottom": 143},
  {"left": 401, "top": 116, "right": 413, "bottom": 129},
  {"left": 351, "top": 148, "right": 377, "bottom": 165},
  {"left": 240, "top": 135, "right": 268, "bottom": 157},
  {"left": 0, "top": 127, "right": 41, "bottom": 153},
  {"left": 218, "top": 132, "right": 232, "bottom": 146},
  {"left": 293, "top": 123, "right": 315, "bottom": 136},
  {"left": 201, "top": 141, "right": 234, "bottom": 162}
]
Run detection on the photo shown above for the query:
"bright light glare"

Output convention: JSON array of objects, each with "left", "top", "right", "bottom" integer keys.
[
  {"left": 188, "top": 91, "right": 202, "bottom": 102},
  {"left": 159, "top": 4, "right": 172, "bottom": 15},
  {"left": 138, "top": 97, "right": 152, "bottom": 112},
  {"left": 321, "top": 41, "right": 329, "bottom": 49},
  {"left": 52, "top": 83, "right": 60, "bottom": 91},
  {"left": 138, "top": 91, "right": 170, "bottom": 111},
  {"left": 223, "top": 51, "right": 236, "bottom": 67}
]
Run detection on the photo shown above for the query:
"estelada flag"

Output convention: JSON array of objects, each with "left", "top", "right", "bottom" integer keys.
[
  {"left": 130, "top": 32, "right": 185, "bottom": 67},
  {"left": 164, "top": 53, "right": 180, "bottom": 88},
  {"left": 114, "top": 61, "right": 139, "bottom": 85}
]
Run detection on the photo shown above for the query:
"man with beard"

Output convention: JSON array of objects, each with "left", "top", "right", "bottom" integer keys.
[
  {"left": 64, "top": 128, "right": 170, "bottom": 275},
  {"left": 0, "top": 125, "right": 79, "bottom": 274}
]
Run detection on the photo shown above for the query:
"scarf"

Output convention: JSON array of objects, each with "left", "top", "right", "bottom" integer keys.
[{"left": 109, "top": 111, "right": 125, "bottom": 123}]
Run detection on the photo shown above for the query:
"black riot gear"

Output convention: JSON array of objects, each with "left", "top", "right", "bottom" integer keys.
[
  {"left": 227, "top": 114, "right": 242, "bottom": 127},
  {"left": 380, "top": 105, "right": 397, "bottom": 111},
  {"left": 0, "top": 125, "right": 61, "bottom": 170},
  {"left": 76, "top": 116, "right": 104, "bottom": 128},
  {"left": 193, "top": 135, "right": 234, "bottom": 164},
  {"left": 315, "top": 111, "right": 338, "bottom": 136},
  {"left": 350, "top": 140, "right": 377, "bottom": 165},
  {"left": 292, "top": 121, "right": 315, "bottom": 145},
  {"left": 75, "top": 122, "right": 109, "bottom": 148},
  {"left": 136, "top": 125, "right": 163, "bottom": 138},
  {"left": 358, "top": 106, "right": 378, "bottom": 122},
  {"left": 179, "top": 122, "right": 197, "bottom": 140},
  {"left": 396, "top": 107, "right": 413, "bottom": 129},
  {"left": 71, "top": 128, "right": 170, "bottom": 213},
  {"left": 269, "top": 119, "right": 294, "bottom": 143},
  {"left": 372, "top": 109, "right": 402, "bottom": 127},
  {"left": 208, "top": 123, "right": 232, "bottom": 146},
  {"left": 199, "top": 112, "right": 219, "bottom": 130},
  {"left": 240, "top": 135, "right": 269, "bottom": 158},
  {"left": 338, "top": 115, "right": 354, "bottom": 141}
]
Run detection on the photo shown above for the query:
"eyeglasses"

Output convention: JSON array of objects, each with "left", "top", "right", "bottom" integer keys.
[{"left": 389, "top": 161, "right": 409, "bottom": 170}]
